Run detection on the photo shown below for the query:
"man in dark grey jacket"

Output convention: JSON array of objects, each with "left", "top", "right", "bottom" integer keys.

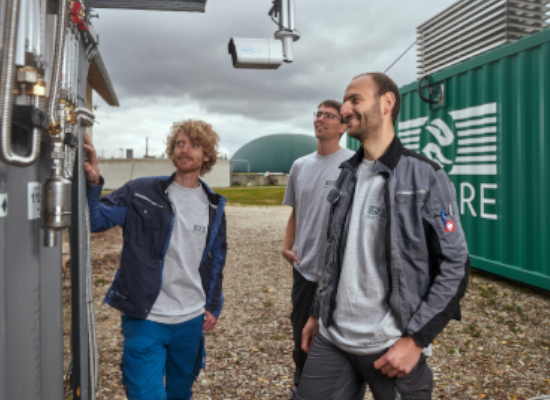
[{"left": 297, "top": 73, "right": 470, "bottom": 400}]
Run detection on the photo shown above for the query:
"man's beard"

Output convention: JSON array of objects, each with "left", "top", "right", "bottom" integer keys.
[
  {"left": 173, "top": 158, "right": 202, "bottom": 175},
  {"left": 347, "top": 103, "right": 383, "bottom": 142}
]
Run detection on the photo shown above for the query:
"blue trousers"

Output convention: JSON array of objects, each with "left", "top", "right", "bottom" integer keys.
[{"left": 121, "top": 314, "right": 205, "bottom": 400}]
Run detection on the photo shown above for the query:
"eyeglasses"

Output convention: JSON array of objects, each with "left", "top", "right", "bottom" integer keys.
[{"left": 314, "top": 111, "right": 342, "bottom": 122}]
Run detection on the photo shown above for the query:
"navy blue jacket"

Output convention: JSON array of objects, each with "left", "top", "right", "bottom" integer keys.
[{"left": 87, "top": 173, "right": 227, "bottom": 319}]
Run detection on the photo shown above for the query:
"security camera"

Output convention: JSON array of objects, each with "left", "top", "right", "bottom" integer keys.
[
  {"left": 228, "top": 38, "right": 284, "bottom": 69},
  {"left": 228, "top": 0, "right": 300, "bottom": 70}
]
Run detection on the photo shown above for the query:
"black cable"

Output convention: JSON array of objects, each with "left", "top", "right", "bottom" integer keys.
[
  {"left": 384, "top": 38, "right": 418, "bottom": 74},
  {"left": 268, "top": 0, "right": 292, "bottom": 32}
]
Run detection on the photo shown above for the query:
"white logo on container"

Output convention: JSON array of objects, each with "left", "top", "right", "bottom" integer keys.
[
  {"left": 397, "top": 103, "right": 499, "bottom": 220},
  {"left": 397, "top": 103, "right": 498, "bottom": 176}
]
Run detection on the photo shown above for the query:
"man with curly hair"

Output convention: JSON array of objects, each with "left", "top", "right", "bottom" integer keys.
[{"left": 84, "top": 119, "right": 227, "bottom": 400}]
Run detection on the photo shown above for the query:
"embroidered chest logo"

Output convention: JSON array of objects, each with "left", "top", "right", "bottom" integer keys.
[
  {"left": 193, "top": 225, "right": 207, "bottom": 236},
  {"left": 324, "top": 180, "right": 336, "bottom": 188},
  {"left": 366, "top": 206, "right": 387, "bottom": 221}
]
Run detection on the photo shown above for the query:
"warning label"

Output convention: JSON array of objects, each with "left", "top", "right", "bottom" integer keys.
[{"left": 28, "top": 182, "right": 41, "bottom": 220}]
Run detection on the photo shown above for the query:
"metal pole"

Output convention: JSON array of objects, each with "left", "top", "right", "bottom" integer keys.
[
  {"left": 288, "top": 0, "right": 295, "bottom": 30},
  {"left": 70, "top": 35, "right": 90, "bottom": 400},
  {"left": 0, "top": 161, "right": 7, "bottom": 400}
]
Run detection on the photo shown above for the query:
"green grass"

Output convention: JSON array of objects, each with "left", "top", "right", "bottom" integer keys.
[
  {"left": 215, "top": 186, "right": 285, "bottom": 206},
  {"left": 102, "top": 185, "right": 287, "bottom": 206}
]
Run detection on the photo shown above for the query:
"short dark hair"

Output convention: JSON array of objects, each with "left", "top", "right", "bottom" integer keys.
[
  {"left": 318, "top": 99, "right": 344, "bottom": 122},
  {"left": 354, "top": 72, "right": 401, "bottom": 125}
]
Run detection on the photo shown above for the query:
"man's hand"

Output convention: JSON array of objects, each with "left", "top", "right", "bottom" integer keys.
[
  {"left": 282, "top": 248, "right": 301, "bottom": 266},
  {"left": 373, "top": 336, "right": 423, "bottom": 379},
  {"left": 203, "top": 310, "right": 217, "bottom": 332},
  {"left": 83, "top": 134, "right": 100, "bottom": 186},
  {"left": 301, "top": 316, "right": 319, "bottom": 354}
]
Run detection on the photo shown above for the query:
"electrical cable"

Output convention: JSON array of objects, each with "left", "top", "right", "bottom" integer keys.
[
  {"left": 268, "top": 0, "right": 292, "bottom": 32},
  {"left": 384, "top": 38, "right": 418, "bottom": 74},
  {"left": 85, "top": 202, "right": 99, "bottom": 399}
]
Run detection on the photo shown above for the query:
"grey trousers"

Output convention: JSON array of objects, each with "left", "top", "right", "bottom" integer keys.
[{"left": 296, "top": 334, "right": 433, "bottom": 400}]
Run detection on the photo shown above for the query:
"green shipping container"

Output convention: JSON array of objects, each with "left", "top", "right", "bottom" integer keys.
[{"left": 348, "top": 28, "right": 550, "bottom": 291}]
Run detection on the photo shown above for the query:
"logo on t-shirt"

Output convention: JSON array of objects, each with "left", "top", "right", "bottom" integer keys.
[
  {"left": 366, "top": 206, "right": 387, "bottom": 221},
  {"left": 193, "top": 225, "right": 207, "bottom": 236},
  {"left": 324, "top": 180, "right": 336, "bottom": 189}
]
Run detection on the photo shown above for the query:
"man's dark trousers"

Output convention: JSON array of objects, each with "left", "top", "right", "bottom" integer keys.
[{"left": 291, "top": 268, "right": 318, "bottom": 388}]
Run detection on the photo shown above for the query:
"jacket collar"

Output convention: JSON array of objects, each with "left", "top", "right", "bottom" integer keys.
[
  {"left": 341, "top": 135, "right": 404, "bottom": 173},
  {"left": 340, "top": 146, "right": 364, "bottom": 171},
  {"left": 159, "top": 173, "right": 222, "bottom": 206},
  {"left": 377, "top": 135, "right": 404, "bottom": 171}
]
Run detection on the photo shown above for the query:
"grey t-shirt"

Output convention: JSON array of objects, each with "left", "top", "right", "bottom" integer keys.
[
  {"left": 320, "top": 158, "right": 402, "bottom": 355},
  {"left": 283, "top": 148, "right": 354, "bottom": 282},
  {"left": 147, "top": 181, "right": 209, "bottom": 324}
]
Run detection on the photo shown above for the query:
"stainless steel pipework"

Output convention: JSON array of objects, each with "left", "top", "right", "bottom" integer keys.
[
  {"left": 41, "top": 103, "right": 71, "bottom": 247},
  {"left": 48, "top": 0, "right": 68, "bottom": 130},
  {"left": 274, "top": 0, "right": 300, "bottom": 63},
  {"left": 0, "top": 0, "right": 41, "bottom": 166}
]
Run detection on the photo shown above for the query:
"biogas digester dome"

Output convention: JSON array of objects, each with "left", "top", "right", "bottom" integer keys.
[{"left": 231, "top": 133, "right": 317, "bottom": 173}]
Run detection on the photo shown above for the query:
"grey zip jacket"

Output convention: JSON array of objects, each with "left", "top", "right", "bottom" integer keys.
[{"left": 312, "top": 137, "right": 470, "bottom": 348}]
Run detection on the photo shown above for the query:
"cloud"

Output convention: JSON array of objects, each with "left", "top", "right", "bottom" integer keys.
[{"left": 91, "top": 0, "right": 457, "bottom": 155}]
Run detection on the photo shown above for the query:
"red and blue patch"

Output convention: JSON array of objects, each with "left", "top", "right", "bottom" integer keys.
[{"left": 440, "top": 211, "right": 455, "bottom": 233}]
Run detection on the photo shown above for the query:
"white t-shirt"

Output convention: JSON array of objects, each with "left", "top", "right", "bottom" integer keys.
[
  {"left": 283, "top": 148, "right": 355, "bottom": 282},
  {"left": 147, "top": 181, "right": 209, "bottom": 324},
  {"left": 320, "top": 158, "right": 402, "bottom": 355}
]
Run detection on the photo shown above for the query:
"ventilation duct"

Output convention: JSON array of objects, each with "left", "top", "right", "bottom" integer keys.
[{"left": 417, "top": 0, "right": 550, "bottom": 77}]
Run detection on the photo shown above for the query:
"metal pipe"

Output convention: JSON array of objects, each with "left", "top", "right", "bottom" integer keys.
[
  {"left": 279, "top": 0, "right": 288, "bottom": 29},
  {"left": 72, "top": 33, "right": 79, "bottom": 103},
  {"left": 0, "top": 0, "right": 41, "bottom": 166},
  {"left": 33, "top": 0, "right": 41, "bottom": 58},
  {"left": 28, "top": 0, "right": 35, "bottom": 56},
  {"left": 288, "top": 0, "right": 295, "bottom": 30},
  {"left": 64, "top": 31, "right": 72, "bottom": 97},
  {"left": 61, "top": 29, "right": 69, "bottom": 92},
  {"left": 14, "top": 0, "right": 25, "bottom": 66},
  {"left": 275, "top": 0, "right": 299, "bottom": 63},
  {"left": 48, "top": 0, "right": 68, "bottom": 126},
  {"left": 38, "top": 0, "right": 46, "bottom": 63},
  {"left": 74, "top": 106, "right": 95, "bottom": 125}
]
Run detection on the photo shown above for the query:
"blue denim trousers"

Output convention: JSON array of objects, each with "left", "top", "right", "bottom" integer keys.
[{"left": 121, "top": 314, "right": 205, "bottom": 400}]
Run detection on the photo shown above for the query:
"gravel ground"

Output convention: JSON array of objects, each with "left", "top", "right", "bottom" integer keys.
[{"left": 63, "top": 205, "right": 550, "bottom": 400}]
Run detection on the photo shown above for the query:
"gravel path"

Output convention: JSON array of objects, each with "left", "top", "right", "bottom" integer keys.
[{"left": 63, "top": 205, "right": 550, "bottom": 400}]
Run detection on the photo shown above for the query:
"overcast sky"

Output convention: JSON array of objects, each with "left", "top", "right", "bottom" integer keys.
[{"left": 90, "top": 0, "right": 459, "bottom": 158}]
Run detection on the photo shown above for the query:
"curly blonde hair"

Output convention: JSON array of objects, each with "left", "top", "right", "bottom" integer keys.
[{"left": 166, "top": 119, "right": 219, "bottom": 176}]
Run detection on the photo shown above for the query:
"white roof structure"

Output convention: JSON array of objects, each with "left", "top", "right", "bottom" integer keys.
[{"left": 84, "top": 0, "right": 207, "bottom": 12}]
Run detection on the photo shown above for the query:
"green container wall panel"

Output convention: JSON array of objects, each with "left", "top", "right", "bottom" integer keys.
[{"left": 348, "top": 28, "right": 550, "bottom": 291}]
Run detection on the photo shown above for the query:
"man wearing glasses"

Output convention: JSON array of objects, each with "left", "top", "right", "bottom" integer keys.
[
  {"left": 298, "top": 73, "right": 469, "bottom": 399},
  {"left": 282, "top": 100, "right": 354, "bottom": 398}
]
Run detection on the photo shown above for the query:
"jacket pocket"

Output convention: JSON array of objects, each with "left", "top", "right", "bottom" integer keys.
[
  {"left": 126, "top": 195, "right": 165, "bottom": 247},
  {"left": 395, "top": 190, "right": 428, "bottom": 204}
]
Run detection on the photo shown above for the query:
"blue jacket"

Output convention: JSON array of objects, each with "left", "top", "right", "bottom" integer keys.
[{"left": 87, "top": 173, "right": 227, "bottom": 319}]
